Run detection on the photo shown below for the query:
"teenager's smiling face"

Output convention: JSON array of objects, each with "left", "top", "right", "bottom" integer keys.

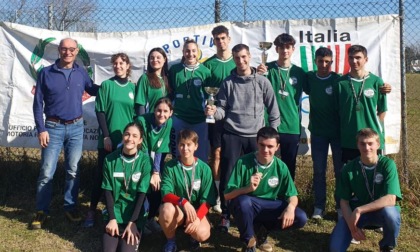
[
  {"left": 214, "top": 33, "right": 231, "bottom": 52},
  {"left": 276, "top": 44, "right": 295, "bottom": 61},
  {"left": 112, "top": 57, "right": 130, "bottom": 78},
  {"left": 178, "top": 139, "right": 198, "bottom": 159},
  {"left": 122, "top": 126, "right": 143, "bottom": 153},
  {"left": 348, "top": 52, "right": 368, "bottom": 72},
  {"left": 233, "top": 48, "right": 251, "bottom": 73},
  {"left": 315, "top": 56, "right": 333, "bottom": 77},
  {"left": 357, "top": 136, "right": 380, "bottom": 159},
  {"left": 154, "top": 102, "right": 172, "bottom": 126},
  {"left": 149, "top": 51, "right": 166, "bottom": 71},
  {"left": 256, "top": 137, "right": 279, "bottom": 164},
  {"left": 183, "top": 42, "right": 199, "bottom": 65}
]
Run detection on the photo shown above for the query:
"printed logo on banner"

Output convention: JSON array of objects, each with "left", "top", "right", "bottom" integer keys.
[{"left": 29, "top": 38, "right": 93, "bottom": 102}]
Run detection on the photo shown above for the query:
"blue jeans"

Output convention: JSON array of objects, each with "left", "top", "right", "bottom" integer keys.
[
  {"left": 311, "top": 135, "right": 343, "bottom": 210},
  {"left": 230, "top": 195, "right": 307, "bottom": 243},
  {"left": 172, "top": 115, "right": 208, "bottom": 162},
  {"left": 36, "top": 119, "right": 84, "bottom": 213},
  {"left": 330, "top": 206, "right": 401, "bottom": 252}
]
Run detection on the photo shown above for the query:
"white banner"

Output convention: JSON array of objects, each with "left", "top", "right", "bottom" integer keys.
[{"left": 0, "top": 15, "right": 401, "bottom": 153}]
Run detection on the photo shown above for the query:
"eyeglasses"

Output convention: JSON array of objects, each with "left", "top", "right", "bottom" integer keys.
[{"left": 59, "top": 47, "right": 77, "bottom": 53}]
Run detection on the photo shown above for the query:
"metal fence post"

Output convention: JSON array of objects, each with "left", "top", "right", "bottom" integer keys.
[
  {"left": 48, "top": 4, "right": 53, "bottom": 30},
  {"left": 399, "top": 0, "right": 409, "bottom": 184},
  {"left": 215, "top": 0, "right": 221, "bottom": 23}
]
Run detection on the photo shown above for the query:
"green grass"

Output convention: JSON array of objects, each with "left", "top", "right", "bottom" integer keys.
[{"left": 0, "top": 74, "right": 420, "bottom": 251}]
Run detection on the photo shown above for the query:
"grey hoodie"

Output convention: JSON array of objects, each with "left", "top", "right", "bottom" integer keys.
[{"left": 214, "top": 67, "right": 280, "bottom": 137}]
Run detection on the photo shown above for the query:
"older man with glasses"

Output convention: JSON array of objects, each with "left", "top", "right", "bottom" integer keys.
[{"left": 31, "top": 38, "right": 99, "bottom": 229}]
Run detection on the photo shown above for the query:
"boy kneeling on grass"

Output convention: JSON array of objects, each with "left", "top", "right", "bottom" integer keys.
[
  {"left": 159, "top": 129, "right": 217, "bottom": 252},
  {"left": 330, "top": 128, "right": 402, "bottom": 252},
  {"left": 224, "top": 127, "right": 307, "bottom": 252}
]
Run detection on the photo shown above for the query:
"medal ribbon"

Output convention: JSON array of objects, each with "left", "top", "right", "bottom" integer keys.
[
  {"left": 158, "top": 75, "right": 166, "bottom": 97},
  {"left": 180, "top": 159, "right": 196, "bottom": 201},
  {"left": 120, "top": 152, "right": 138, "bottom": 195},
  {"left": 184, "top": 66, "right": 196, "bottom": 98},
  {"left": 359, "top": 160, "right": 377, "bottom": 201},
  {"left": 277, "top": 65, "right": 291, "bottom": 95},
  {"left": 253, "top": 152, "right": 274, "bottom": 180},
  {"left": 349, "top": 75, "right": 366, "bottom": 109}
]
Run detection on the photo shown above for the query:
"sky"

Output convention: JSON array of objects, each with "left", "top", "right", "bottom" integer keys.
[
  {"left": 94, "top": 0, "right": 419, "bottom": 45},
  {"left": 0, "top": 0, "right": 419, "bottom": 44}
]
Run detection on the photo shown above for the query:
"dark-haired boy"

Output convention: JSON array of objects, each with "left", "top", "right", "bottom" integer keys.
[
  {"left": 306, "top": 47, "right": 343, "bottom": 219},
  {"left": 205, "top": 44, "right": 280, "bottom": 232},
  {"left": 203, "top": 25, "right": 236, "bottom": 214},
  {"left": 334, "top": 45, "right": 387, "bottom": 164},
  {"left": 225, "top": 127, "right": 307, "bottom": 252},
  {"left": 258, "top": 33, "right": 307, "bottom": 181}
]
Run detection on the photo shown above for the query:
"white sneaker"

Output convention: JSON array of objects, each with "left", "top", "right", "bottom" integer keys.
[
  {"left": 375, "top": 227, "right": 383, "bottom": 233},
  {"left": 351, "top": 238, "right": 360, "bottom": 244},
  {"left": 213, "top": 204, "right": 222, "bottom": 213},
  {"left": 213, "top": 196, "right": 222, "bottom": 213},
  {"left": 311, "top": 207, "right": 324, "bottom": 219}
]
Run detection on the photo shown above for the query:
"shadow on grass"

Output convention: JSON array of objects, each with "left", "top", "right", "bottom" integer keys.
[
  {"left": 0, "top": 157, "right": 243, "bottom": 251},
  {"left": 0, "top": 156, "right": 105, "bottom": 252},
  {"left": 270, "top": 228, "right": 330, "bottom": 252}
]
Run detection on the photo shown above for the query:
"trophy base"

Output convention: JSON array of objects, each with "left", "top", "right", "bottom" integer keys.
[{"left": 206, "top": 118, "right": 216, "bottom": 124}]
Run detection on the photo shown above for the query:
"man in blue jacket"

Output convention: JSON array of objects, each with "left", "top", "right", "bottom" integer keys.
[{"left": 32, "top": 38, "right": 98, "bottom": 229}]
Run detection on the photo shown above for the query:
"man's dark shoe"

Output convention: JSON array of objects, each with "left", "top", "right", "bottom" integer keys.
[
  {"left": 242, "top": 236, "right": 256, "bottom": 252},
  {"left": 255, "top": 225, "right": 272, "bottom": 252},
  {"left": 31, "top": 211, "right": 48, "bottom": 229},
  {"left": 65, "top": 209, "right": 82, "bottom": 222},
  {"left": 190, "top": 237, "right": 201, "bottom": 251},
  {"left": 380, "top": 246, "right": 395, "bottom": 252}
]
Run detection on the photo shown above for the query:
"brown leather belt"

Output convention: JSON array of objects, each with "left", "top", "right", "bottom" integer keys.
[{"left": 46, "top": 116, "right": 82, "bottom": 125}]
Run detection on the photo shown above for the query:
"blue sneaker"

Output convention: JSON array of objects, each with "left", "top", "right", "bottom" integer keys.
[
  {"left": 82, "top": 210, "right": 95, "bottom": 228},
  {"left": 190, "top": 237, "right": 201, "bottom": 251},
  {"left": 163, "top": 240, "right": 177, "bottom": 252},
  {"left": 218, "top": 215, "right": 230, "bottom": 232}
]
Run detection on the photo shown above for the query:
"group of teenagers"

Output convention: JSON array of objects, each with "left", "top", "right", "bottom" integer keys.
[{"left": 31, "top": 25, "right": 402, "bottom": 252}]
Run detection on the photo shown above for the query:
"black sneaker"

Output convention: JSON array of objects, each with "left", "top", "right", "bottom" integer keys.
[
  {"left": 65, "top": 209, "right": 82, "bottom": 222},
  {"left": 190, "top": 237, "right": 201, "bottom": 251},
  {"left": 31, "top": 211, "right": 48, "bottom": 229},
  {"left": 380, "top": 246, "right": 395, "bottom": 252},
  {"left": 242, "top": 237, "right": 256, "bottom": 252},
  {"left": 255, "top": 226, "right": 272, "bottom": 252}
]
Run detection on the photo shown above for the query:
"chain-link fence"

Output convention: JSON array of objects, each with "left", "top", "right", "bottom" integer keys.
[{"left": 0, "top": 0, "right": 419, "bottom": 183}]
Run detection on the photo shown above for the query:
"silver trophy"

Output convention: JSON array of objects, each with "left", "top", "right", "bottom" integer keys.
[
  {"left": 204, "top": 87, "right": 220, "bottom": 123},
  {"left": 259, "top": 42, "right": 273, "bottom": 75}
]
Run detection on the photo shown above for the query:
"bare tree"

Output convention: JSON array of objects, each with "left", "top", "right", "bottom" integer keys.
[
  {"left": 406, "top": 42, "right": 420, "bottom": 73},
  {"left": 45, "top": 0, "right": 97, "bottom": 31},
  {"left": 0, "top": 0, "right": 27, "bottom": 23},
  {"left": 1, "top": 0, "right": 97, "bottom": 32}
]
